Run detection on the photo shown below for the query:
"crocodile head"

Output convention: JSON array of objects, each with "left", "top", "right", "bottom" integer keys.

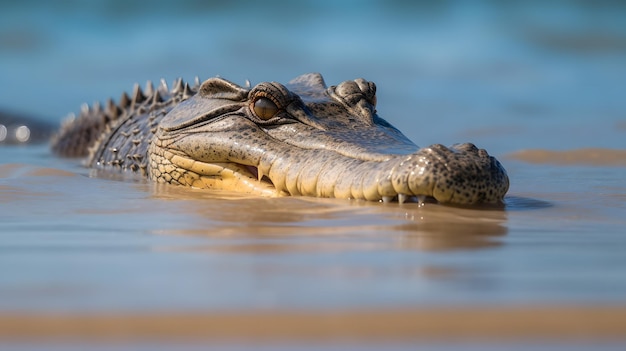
[{"left": 149, "top": 73, "right": 509, "bottom": 205}]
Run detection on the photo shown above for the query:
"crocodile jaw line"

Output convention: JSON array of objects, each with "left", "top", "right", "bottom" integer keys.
[{"left": 149, "top": 148, "right": 277, "bottom": 197}]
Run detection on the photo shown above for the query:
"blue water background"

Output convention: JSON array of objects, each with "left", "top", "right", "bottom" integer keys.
[{"left": 1, "top": 0, "right": 625, "bottom": 153}]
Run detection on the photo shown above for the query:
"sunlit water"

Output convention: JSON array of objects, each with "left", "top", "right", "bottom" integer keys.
[{"left": 1, "top": 1, "right": 626, "bottom": 350}]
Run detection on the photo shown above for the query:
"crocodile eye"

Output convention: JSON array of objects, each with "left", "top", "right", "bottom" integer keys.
[{"left": 252, "top": 97, "right": 279, "bottom": 120}]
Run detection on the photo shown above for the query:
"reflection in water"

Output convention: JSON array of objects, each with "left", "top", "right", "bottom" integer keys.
[
  {"left": 504, "top": 196, "right": 553, "bottom": 211},
  {"left": 393, "top": 219, "right": 506, "bottom": 251},
  {"left": 150, "top": 183, "right": 508, "bottom": 252}
]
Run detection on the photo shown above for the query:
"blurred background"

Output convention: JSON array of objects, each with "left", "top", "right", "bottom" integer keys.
[{"left": 0, "top": 0, "right": 625, "bottom": 151}]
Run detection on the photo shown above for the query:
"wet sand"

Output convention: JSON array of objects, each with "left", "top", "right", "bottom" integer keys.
[
  {"left": 2, "top": 306, "right": 626, "bottom": 342},
  {"left": 508, "top": 148, "right": 626, "bottom": 166}
]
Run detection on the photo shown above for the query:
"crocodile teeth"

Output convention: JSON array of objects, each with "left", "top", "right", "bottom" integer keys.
[
  {"left": 382, "top": 196, "right": 393, "bottom": 204},
  {"left": 257, "top": 168, "right": 264, "bottom": 182},
  {"left": 417, "top": 195, "right": 426, "bottom": 206},
  {"left": 194, "top": 76, "right": 201, "bottom": 87},
  {"left": 244, "top": 79, "right": 251, "bottom": 88},
  {"left": 398, "top": 193, "right": 407, "bottom": 204},
  {"left": 80, "top": 103, "right": 90, "bottom": 115}
]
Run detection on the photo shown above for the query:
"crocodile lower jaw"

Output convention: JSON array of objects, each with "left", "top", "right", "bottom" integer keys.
[
  {"left": 149, "top": 151, "right": 278, "bottom": 197},
  {"left": 150, "top": 150, "right": 449, "bottom": 205}
]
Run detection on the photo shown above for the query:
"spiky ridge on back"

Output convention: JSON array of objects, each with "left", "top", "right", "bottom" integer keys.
[{"left": 51, "top": 78, "right": 198, "bottom": 174}]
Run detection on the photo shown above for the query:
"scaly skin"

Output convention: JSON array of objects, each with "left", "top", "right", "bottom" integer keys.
[{"left": 52, "top": 73, "right": 509, "bottom": 205}]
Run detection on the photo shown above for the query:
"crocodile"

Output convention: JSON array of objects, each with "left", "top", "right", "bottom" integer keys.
[{"left": 51, "top": 73, "right": 509, "bottom": 205}]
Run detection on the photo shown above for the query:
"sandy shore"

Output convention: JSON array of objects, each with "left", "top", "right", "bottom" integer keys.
[
  {"left": 2, "top": 306, "right": 626, "bottom": 342},
  {"left": 508, "top": 148, "right": 626, "bottom": 166}
]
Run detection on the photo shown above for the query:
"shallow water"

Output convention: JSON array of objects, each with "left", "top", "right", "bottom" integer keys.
[{"left": 1, "top": 1, "right": 626, "bottom": 349}]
